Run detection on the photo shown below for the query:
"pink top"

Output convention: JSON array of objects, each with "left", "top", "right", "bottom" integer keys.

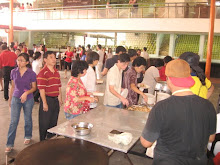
[{"left": 64, "top": 76, "right": 90, "bottom": 115}]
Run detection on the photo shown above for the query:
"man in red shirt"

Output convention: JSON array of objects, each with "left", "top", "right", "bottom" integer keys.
[
  {"left": 0, "top": 44, "right": 17, "bottom": 100},
  {"left": 64, "top": 46, "right": 73, "bottom": 79},
  {"left": 159, "top": 56, "right": 173, "bottom": 81},
  {"left": 37, "top": 51, "right": 62, "bottom": 141}
]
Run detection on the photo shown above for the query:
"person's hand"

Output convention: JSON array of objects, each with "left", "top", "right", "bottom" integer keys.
[
  {"left": 94, "top": 96, "right": 99, "bottom": 103},
  {"left": 43, "top": 102, "right": 48, "bottom": 112},
  {"left": 142, "top": 94, "right": 148, "bottom": 104},
  {"left": 58, "top": 96, "right": 63, "bottom": 107},
  {"left": 8, "top": 98, "right": 12, "bottom": 107},
  {"left": 20, "top": 92, "right": 28, "bottom": 103},
  {"left": 121, "top": 97, "right": 129, "bottom": 107},
  {"left": 88, "top": 97, "right": 98, "bottom": 103}
]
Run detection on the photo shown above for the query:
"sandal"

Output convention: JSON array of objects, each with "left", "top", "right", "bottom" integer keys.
[
  {"left": 5, "top": 147, "right": 13, "bottom": 153},
  {"left": 24, "top": 139, "right": 31, "bottom": 145}
]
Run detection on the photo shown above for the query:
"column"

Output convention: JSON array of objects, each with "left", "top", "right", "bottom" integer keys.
[
  {"left": 198, "top": 35, "right": 205, "bottom": 61},
  {"left": 169, "top": 34, "right": 175, "bottom": 57}
]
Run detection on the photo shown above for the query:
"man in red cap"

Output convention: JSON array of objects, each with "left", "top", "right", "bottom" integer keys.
[{"left": 140, "top": 59, "right": 216, "bottom": 165}]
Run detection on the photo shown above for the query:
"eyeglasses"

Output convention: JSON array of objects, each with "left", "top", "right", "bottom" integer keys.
[{"left": 17, "top": 59, "right": 27, "bottom": 63}]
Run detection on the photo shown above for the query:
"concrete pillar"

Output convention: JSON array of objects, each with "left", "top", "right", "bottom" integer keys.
[
  {"left": 199, "top": 34, "right": 205, "bottom": 61},
  {"left": 28, "top": 31, "right": 33, "bottom": 49},
  {"left": 169, "top": 34, "right": 175, "bottom": 57}
]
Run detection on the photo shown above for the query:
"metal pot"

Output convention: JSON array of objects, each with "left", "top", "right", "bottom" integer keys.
[{"left": 72, "top": 122, "right": 93, "bottom": 136}]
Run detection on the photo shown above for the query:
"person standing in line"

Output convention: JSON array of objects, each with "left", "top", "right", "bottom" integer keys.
[
  {"left": 159, "top": 56, "right": 173, "bottom": 81},
  {"left": 140, "top": 47, "right": 150, "bottom": 68},
  {"left": 81, "top": 51, "right": 100, "bottom": 109},
  {"left": 107, "top": 48, "right": 113, "bottom": 59},
  {"left": 37, "top": 51, "right": 63, "bottom": 141},
  {"left": 64, "top": 60, "right": 98, "bottom": 120},
  {"left": 104, "top": 53, "right": 130, "bottom": 108},
  {"left": 101, "top": 46, "right": 126, "bottom": 76},
  {"left": 141, "top": 59, "right": 216, "bottom": 165},
  {"left": 5, "top": 53, "right": 36, "bottom": 152},
  {"left": 64, "top": 46, "right": 73, "bottom": 79},
  {"left": 96, "top": 44, "right": 104, "bottom": 79},
  {"left": 0, "top": 44, "right": 17, "bottom": 101},
  {"left": 32, "top": 52, "right": 42, "bottom": 103}
]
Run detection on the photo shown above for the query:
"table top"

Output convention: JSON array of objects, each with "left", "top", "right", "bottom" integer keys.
[
  {"left": 48, "top": 105, "right": 149, "bottom": 153},
  {"left": 14, "top": 138, "right": 109, "bottom": 165}
]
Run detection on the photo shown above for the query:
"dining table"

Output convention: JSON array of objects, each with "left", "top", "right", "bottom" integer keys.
[{"left": 14, "top": 138, "right": 109, "bottom": 165}]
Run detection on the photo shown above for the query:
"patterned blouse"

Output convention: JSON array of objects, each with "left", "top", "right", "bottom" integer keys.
[
  {"left": 64, "top": 76, "right": 90, "bottom": 115},
  {"left": 123, "top": 67, "right": 138, "bottom": 106}
]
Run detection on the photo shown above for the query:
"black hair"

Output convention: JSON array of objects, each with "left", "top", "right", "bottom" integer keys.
[
  {"left": 116, "top": 46, "right": 126, "bottom": 54},
  {"left": 34, "top": 51, "right": 41, "bottom": 60},
  {"left": 97, "top": 44, "right": 102, "bottom": 49},
  {"left": 71, "top": 60, "right": 88, "bottom": 77},
  {"left": 128, "top": 49, "right": 137, "bottom": 58},
  {"left": 44, "top": 51, "right": 55, "bottom": 59},
  {"left": 179, "top": 52, "right": 206, "bottom": 85},
  {"left": 81, "top": 46, "right": 86, "bottom": 55},
  {"left": 153, "top": 59, "right": 164, "bottom": 67},
  {"left": 86, "top": 51, "right": 99, "bottom": 64},
  {"left": 18, "top": 53, "right": 31, "bottom": 68},
  {"left": 1, "top": 44, "right": 7, "bottom": 50},
  {"left": 164, "top": 56, "right": 173, "bottom": 64},
  {"left": 28, "top": 50, "right": 34, "bottom": 57},
  {"left": 18, "top": 43, "right": 23, "bottom": 48},
  {"left": 87, "top": 44, "right": 91, "bottom": 49},
  {"left": 143, "top": 47, "right": 147, "bottom": 51},
  {"left": 118, "top": 53, "right": 130, "bottom": 63},
  {"left": 132, "top": 57, "right": 147, "bottom": 67}
]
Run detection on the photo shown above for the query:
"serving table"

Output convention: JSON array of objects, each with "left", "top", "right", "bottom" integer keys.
[{"left": 48, "top": 105, "right": 149, "bottom": 164}]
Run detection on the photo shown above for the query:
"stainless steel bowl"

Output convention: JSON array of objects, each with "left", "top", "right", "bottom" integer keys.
[{"left": 72, "top": 122, "right": 93, "bottom": 136}]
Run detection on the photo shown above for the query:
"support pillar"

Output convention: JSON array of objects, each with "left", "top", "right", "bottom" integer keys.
[
  {"left": 198, "top": 35, "right": 205, "bottom": 61},
  {"left": 9, "top": 0, "right": 14, "bottom": 44},
  {"left": 169, "top": 34, "right": 175, "bottom": 57}
]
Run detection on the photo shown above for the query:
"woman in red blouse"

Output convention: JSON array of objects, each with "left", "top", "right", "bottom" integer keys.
[{"left": 64, "top": 61, "right": 98, "bottom": 120}]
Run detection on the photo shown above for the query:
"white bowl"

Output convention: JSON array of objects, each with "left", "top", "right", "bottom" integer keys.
[{"left": 142, "top": 93, "right": 156, "bottom": 105}]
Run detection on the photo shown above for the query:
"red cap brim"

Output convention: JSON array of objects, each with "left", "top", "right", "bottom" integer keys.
[{"left": 169, "top": 76, "right": 195, "bottom": 87}]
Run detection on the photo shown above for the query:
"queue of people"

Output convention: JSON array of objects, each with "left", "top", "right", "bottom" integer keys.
[{"left": 0, "top": 41, "right": 218, "bottom": 164}]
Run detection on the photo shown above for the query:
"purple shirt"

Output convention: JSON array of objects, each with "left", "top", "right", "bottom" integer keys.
[{"left": 11, "top": 68, "right": 36, "bottom": 100}]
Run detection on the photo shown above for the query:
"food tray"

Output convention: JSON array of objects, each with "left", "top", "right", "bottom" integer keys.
[{"left": 127, "top": 105, "right": 151, "bottom": 112}]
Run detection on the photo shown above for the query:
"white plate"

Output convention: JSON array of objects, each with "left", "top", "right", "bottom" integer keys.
[
  {"left": 121, "top": 88, "right": 128, "bottom": 98},
  {"left": 92, "top": 92, "right": 104, "bottom": 97},
  {"left": 137, "top": 83, "right": 150, "bottom": 89}
]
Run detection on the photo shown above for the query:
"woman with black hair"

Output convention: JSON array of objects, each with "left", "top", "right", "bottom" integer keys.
[
  {"left": 32, "top": 52, "right": 42, "bottom": 102},
  {"left": 179, "top": 52, "right": 214, "bottom": 99},
  {"left": 81, "top": 51, "right": 99, "bottom": 109},
  {"left": 123, "top": 57, "right": 148, "bottom": 106},
  {"left": 64, "top": 60, "right": 98, "bottom": 120},
  {"left": 5, "top": 53, "right": 37, "bottom": 152}
]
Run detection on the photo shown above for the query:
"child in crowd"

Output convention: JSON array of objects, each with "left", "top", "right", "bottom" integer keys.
[
  {"left": 37, "top": 51, "right": 62, "bottom": 141},
  {"left": 104, "top": 53, "right": 130, "bottom": 108},
  {"left": 5, "top": 53, "right": 36, "bottom": 152},
  {"left": 64, "top": 61, "right": 98, "bottom": 120}
]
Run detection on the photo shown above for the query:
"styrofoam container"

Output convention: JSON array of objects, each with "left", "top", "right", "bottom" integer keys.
[
  {"left": 142, "top": 93, "right": 156, "bottom": 105},
  {"left": 157, "top": 92, "right": 170, "bottom": 102}
]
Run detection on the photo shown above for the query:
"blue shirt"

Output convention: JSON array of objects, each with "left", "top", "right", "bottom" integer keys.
[{"left": 11, "top": 67, "right": 37, "bottom": 100}]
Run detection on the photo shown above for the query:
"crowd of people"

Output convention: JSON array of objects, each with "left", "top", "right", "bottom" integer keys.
[{"left": 0, "top": 41, "right": 219, "bottom": 164}]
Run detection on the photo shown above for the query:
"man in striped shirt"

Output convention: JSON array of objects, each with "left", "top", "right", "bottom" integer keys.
[{"left": 37, "top": 51, "right": 63, "bottom": 141}]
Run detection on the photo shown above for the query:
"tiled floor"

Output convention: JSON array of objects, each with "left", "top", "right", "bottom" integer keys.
[{"left": 0, "top": 71, "right": 219, "bottom": 165}]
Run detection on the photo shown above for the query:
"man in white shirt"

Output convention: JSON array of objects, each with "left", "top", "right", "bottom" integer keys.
[
  {"left": 141, "top": 47, "right": 150, "bottom": 67},
  {"left": 142, "top": 59, "right": 163, "bottom": 94},
  {"left": 104, "top": 53, "right": 130, "bottom": 108},
  {"left": 96, "top": 44, "right": 104, "bottom": 79}
]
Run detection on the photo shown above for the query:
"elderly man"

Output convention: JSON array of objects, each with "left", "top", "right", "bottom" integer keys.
[{"left": 141, "top": 59, "right": 216, "bottom": 165}]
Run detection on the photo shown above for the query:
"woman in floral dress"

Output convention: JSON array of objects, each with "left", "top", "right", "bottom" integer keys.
[{"left": 64, "top": 61, "right": 98, "bottom": 120}]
